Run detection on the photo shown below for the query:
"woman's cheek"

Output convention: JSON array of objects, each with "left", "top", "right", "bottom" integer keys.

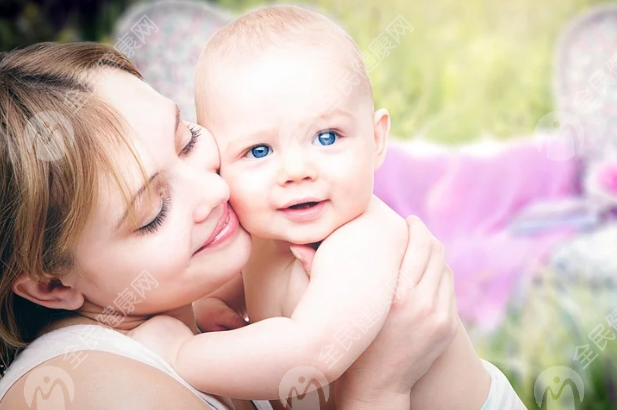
[{"left": 140, "top": 227, "right": 191, "bottom": 281}]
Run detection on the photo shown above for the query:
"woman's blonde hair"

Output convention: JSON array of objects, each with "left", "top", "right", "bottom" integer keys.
[{"left": 0, "top": 42, "right": 144, "bottom": 370}]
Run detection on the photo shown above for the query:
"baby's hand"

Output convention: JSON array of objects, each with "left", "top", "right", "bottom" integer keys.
[{"left": 194, "top": 297, "right": 247, "bottom": 332}]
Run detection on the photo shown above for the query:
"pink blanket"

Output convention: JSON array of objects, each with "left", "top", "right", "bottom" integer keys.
[{"left": 374, "top": 141, "right": 582, "bottom": 329}]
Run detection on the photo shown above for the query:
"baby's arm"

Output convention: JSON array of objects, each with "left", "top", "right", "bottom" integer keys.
[
  {"left": 157, "top": 196, "right": 407, "bottom": 399},
  {"left": 287, "top": 196, "right": 408, "bottom": 374}
]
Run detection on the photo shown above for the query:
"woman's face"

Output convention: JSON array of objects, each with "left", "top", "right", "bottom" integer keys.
[{"left": 67, "top": 69, "right": 251, "bottom": 315}]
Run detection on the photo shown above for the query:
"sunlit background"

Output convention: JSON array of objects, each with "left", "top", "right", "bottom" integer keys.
[
  {"left": 1, "top": 0, "right": 612, "bottom": 142},
  {"left": 3, "top": 0, "right": 617, "bottom": 408}
]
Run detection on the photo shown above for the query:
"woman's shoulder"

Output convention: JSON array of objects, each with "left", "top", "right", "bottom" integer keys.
[{"left": 0, "top": 350, "right": 212, "bottom": 410}]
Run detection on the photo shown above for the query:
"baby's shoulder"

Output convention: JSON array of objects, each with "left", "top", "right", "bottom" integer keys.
[{"left": 324, "top": 195, "right": 407, "bottom": 248}]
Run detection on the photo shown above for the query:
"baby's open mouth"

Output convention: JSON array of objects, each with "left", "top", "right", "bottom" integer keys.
[
  {"left": 287, "top": 201, "right": 320, "bottom": 210},
  {"left": 279, "top": 199, "right": 327, "bottom": 222}
]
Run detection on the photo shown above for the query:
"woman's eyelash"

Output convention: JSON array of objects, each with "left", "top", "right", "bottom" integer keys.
[
  {"left": 180, "top": 126, "right": 201, "bottom": 156},
  {"left": 137, "top": 195, "right": 171, "bottom": 235}
]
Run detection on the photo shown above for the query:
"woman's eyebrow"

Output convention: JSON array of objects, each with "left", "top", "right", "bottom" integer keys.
[
  {"left": 115, "top": 171, "right": 161, "bottom": 230},
  {"left": 114, "top": 104, "right": 181, "bottom": 231},
  {"left": 174, "top": 104, "right": 181, "bottom": 135}
]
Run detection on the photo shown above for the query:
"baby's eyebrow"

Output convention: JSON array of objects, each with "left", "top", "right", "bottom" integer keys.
[
  {"left": 225, "top": 128, "right": 274, "bottom": 153},
  {"left": 321, "top": 107, "right": 354, "bottom": 121}
]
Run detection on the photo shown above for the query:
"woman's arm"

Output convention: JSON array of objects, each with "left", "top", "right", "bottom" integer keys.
[{"left": 0, "top": 351, "right": 214, "bottom": 410}]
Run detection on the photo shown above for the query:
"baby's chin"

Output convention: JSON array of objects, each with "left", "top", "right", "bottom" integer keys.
[{"left": 253, "top": 223, "right": 336, "bottom": 245}]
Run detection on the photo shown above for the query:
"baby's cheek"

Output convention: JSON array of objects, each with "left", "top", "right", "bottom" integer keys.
[
  {"left": 226, "top": 178, "right": 261, "bottom": 224},
  {"left": 334, "top": 153, "right": 373, "bottom": 193}
]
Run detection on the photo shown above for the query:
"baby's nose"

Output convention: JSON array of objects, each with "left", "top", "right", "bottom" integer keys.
[{"left": 277, "top": 153, "right": 317, "bottom": 185}]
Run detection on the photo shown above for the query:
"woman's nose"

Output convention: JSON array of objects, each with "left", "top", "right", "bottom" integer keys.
[{"left": 178, "top": 164, "right": 230, "bottom": 223}]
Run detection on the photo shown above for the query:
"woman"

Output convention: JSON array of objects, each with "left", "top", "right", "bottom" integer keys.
[{"left": 0, "top": 42, "right": 457, "bottom": 409}]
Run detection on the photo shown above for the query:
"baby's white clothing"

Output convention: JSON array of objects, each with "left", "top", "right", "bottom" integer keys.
[{"left": 481, "top": 360, "right": 528, "bottom": 409}]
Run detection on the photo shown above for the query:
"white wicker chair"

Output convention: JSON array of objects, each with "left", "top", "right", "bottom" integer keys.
[
  {"left": 554, "top": 4, "right": 617, "bottom": 172},
  {"left": 113, "top": 0, "right": 232, "bottom": 123},
  {"left": 546, "top": 5, "right": 617, "bottom": 287}
]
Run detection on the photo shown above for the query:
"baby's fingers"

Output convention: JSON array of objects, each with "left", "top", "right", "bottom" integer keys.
[
  {"left": 196, "top": 301, "right": 247, "bottom": 332},
  {"left": 290, "top": 245, "right": 316, "bottom": 276},
  {"left": 219, "top": 308, "right": 248, "bottom": 331}
]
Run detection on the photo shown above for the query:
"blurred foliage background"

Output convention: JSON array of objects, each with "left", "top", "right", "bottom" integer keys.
[{"left": 1, "top": 0, "right": 613, "bottom": 143}]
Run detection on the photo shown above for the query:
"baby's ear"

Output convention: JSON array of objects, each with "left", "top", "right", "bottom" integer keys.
[{"left": 372, "top": 108, "right": 390, "bottom": 170}]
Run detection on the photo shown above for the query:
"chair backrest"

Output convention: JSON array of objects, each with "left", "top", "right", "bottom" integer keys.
[
  {"left": 554, "top": 4, "right": 617, "bottom": 163},
  {"left": 113, "top": 0, "right": 232, "bottom": 123}
]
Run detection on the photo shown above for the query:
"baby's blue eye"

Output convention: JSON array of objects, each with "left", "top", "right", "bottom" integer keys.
[
  {"left": 248, "top": 145, "right": 272, "bottom": 159},
  {"left": 314, "top": 131, "right": 338, "bottom": 146}
]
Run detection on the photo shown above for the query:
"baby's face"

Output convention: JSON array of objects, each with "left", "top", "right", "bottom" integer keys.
[{"left": 200, "top": 46, "right": 386, "bottom": 244}]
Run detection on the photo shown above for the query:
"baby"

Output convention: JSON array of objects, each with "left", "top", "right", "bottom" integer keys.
[{"left": 137, "top": 4, "right": 505, "bottom": 408}]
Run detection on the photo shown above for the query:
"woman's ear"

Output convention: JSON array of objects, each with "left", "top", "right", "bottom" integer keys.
[
  {"left": 12, "top": 273, "right": 85, "bottom": 311},
  {"left": 373, "top": 108, "right": 390, "bottom": 170}
]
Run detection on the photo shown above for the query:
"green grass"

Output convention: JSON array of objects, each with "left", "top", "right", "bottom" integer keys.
[{"left": 472, "top": 268, "right": 617, "bottom": 409}]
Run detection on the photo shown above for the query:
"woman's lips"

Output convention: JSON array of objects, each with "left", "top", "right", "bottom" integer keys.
[
  {"left": 278, "top": 200, "right": 327, "bottom": 222},
  {"left": 193, "top": 204, "right": 239, "bottom": 255}
]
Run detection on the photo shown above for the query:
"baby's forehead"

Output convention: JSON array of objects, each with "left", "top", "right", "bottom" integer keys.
[
  {"left": 195, "top": 6, "right": 374, "bottom": 133},
  {"left": 204, "top": 43, "right": 371, "bottom": 113}
]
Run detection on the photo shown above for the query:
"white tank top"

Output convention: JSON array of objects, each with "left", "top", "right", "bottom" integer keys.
[{"left": 0, "top": 324, "right": 272, "bottom": 410}]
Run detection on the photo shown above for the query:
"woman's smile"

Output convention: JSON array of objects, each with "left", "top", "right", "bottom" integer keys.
[{"left": 193, "top": 204, "right": 240, "bottom": 255}]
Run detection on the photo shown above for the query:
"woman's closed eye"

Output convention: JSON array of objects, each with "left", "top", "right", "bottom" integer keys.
[
  {"left": 180, "top": 125, "right": 201, "bottom": 156},
  {"left": 135, "top": 124, "right": 199, "bottom": 235},
  {"left": 137, "top": 194, "right": 171, "bottom": 235}
]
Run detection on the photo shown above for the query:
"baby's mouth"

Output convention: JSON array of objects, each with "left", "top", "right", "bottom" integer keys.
[
  {"left": 287, "top": 201, "right": 320, "bottom": 210},
  {"left": 278, "top": 200, "right": 328, "bottom": 222}
]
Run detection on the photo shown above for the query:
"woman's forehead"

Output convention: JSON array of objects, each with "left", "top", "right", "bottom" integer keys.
[
  {"left": 84, "top": 70, "right": 178, "bottom": 233},
  {"left": 95, "top": 68, "right": 177, "bottom": 145}
]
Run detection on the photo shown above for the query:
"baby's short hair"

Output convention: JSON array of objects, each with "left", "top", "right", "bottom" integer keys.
[{"left": 197, "top": 4, "right": 372, "bottom": 99}]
